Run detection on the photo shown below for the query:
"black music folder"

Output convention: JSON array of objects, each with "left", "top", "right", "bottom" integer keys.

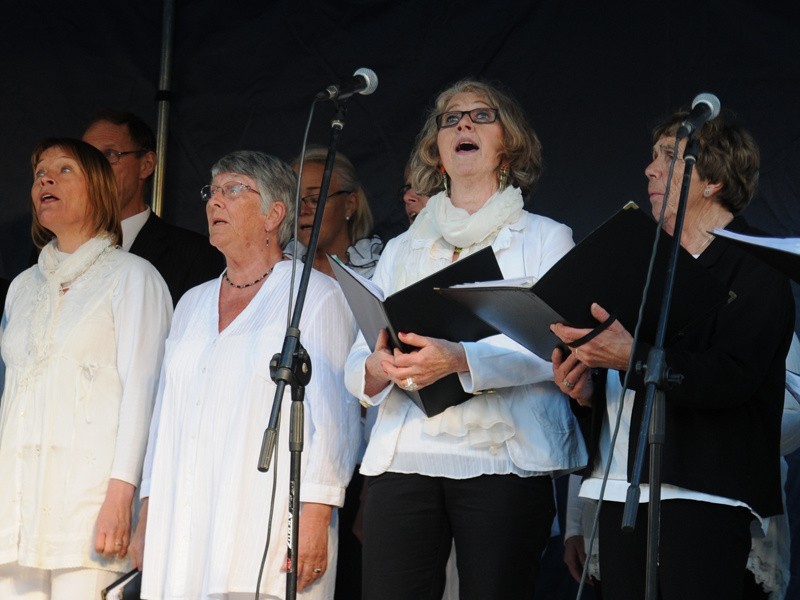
[
  {"left": 101, "top": 568, "right": 141, "bottom": 600},
  {"left": 328, "top": 246, "right": 503, "bottom": 417},
  {"left": 438, "top": 203, "right": 732, "bottom": 359}
]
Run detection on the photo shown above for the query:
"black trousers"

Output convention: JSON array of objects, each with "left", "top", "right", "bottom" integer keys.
[
  {"left": 362, "top": 472, "right": 555, "bottom": 600},
  {"left": 598, "top": 499, "right": 753, "bottom": 600}
]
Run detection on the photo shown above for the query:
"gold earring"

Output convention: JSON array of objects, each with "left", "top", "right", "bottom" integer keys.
[
  {"left": 498, "top": 163, "right": 510, "bottom": 190},
  {"left": 439, "top": 164, "right": 450, "bottom": 196}
]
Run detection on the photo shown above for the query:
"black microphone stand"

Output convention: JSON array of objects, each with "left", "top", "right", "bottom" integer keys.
[
  {"left": 621, "top": 136, "right": 698, "bottom": 599},
  {"left": 257, "top": 99, "right": 349, "bottom": 600}
]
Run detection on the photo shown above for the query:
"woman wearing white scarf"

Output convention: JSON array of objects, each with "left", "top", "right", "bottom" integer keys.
[
  {"left": 0, "top": 139, "right": 171, "bottom": 599},
  {"left": 345, "top": 80, "right": 587, "bottom": 600}
]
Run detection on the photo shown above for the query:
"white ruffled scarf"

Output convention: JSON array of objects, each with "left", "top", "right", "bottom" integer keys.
[
  {"left": 402, "top": 186, "right": 524, "bottom": 448},
  {"left": 31, "top": 235, "right": 115, "bottom": 362}
]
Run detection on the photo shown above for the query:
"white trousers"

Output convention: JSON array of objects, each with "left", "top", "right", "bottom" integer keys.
[{"left": 0, "top": 562, "right": 122, "bottom": 600}]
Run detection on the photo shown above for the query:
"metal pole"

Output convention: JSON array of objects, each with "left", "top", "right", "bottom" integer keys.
[{"left": 151, "top": 0, "right": 175, "bottom": 216}]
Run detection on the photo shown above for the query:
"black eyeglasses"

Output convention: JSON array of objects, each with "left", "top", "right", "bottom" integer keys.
[
  {"left": 200, "top": 181, "right": 259, "bottom": 202},
  {"left": 435, "top": 107, "right": 499, "bottom": 129},
  {"left": 300, "top": 189, "right": 353, "bottom": 208},
  {"left": 102, "top": 149, "right": 148, "bottom": 164}
]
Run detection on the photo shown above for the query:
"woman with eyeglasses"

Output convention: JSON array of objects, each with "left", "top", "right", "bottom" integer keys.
[
  {"left": 287, "top": 146, "right": 382, "bottom": 279},
  {"left": 344, "top": 80, "right": 587, "bottom": 600},
  {"left": 0, "top": 138, "right": 171, "bottom": 598},
  {"left": 131, "top": 151, "right": 360, "bottom": 599}
]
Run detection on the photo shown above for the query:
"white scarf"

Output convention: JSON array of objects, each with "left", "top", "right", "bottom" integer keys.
[
  {"left": 399, "top": 186, "right": 525, "bottom": 447},
  {"left": 397, "top": 185, "right": 523, "bottom": 290},
  {"left": 31, "top": 235, "right": 115, "bottom": 362}
]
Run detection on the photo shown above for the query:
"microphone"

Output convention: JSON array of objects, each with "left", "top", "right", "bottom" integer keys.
[
  {"left": 315, "top": 67, "right": 379, "bottom": 102},
  {"left": 676, "top": 93, "right": 721, "bottom": 139}
]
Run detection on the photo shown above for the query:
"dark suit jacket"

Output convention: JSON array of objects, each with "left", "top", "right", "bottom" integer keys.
[
  {"left": 130, "top": 212, "right": 225, "bottom": 306},
  {"left": 0, "top": 277, "right": 9, "bottom": 313}
]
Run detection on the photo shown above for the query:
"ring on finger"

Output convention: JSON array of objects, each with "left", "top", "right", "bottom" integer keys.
[
  {"left": 562, "top": 378, "right": 574, "bottom": 390},
  {"left": 403, "top": 376, "right": 419, "bottom": 392},
  {"left": 312, "top": 567, "right": 323, "bottom": 574}
]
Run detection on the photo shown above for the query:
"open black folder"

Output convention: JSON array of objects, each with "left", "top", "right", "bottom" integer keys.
[
  {"left": 438, "top": 203, "right": 732, "bottom": 360},
  {"left": 328, "top": 246, "right": 503, "bottom": 417}
]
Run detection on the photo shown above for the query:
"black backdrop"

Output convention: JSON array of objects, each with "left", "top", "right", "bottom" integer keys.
[
  {"left": 2, "top": 0, "right": 799, "bottom": 284},
  {"left": 3, "top": 0, "right": 800, "bottom": 596}
]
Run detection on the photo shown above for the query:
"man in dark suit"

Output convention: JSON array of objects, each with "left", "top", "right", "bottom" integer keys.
[{"left": 82, "top": 110, "right": 224, "bottom": 305}]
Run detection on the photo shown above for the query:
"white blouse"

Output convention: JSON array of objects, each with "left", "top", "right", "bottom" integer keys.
[{"left": 140, "top": 261, "right": 360, "bottom": 599}]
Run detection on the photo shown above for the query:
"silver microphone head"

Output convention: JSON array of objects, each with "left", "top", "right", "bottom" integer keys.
[
  {"left": 692, "top": 93, "right": 721, "bottom": 120},
  {"left": 354, "top": 67, "right": 379, "bottom": 96}
]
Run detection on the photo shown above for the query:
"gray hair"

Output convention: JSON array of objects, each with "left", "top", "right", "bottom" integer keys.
[{"left": 211, "top": 151, "right": 297, "bottom": 246}]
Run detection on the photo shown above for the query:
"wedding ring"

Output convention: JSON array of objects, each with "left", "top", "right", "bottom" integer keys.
[
  {"left": 313, "top": 567, "right": 323, "bottom": 574},
  {"left": 114, "top": 541, "right": 122, "bottom": 547},
  {"left": 562, "top": 379, "right": 574, "bottom": 390}
]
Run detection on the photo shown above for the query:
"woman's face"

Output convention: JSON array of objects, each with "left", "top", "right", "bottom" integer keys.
[
  {"left": 296, "top": 162, "right": 356, "bottom": 250},
  {"left": 645, "top": 135, "right": 709, "bottom": 235},
  {"left": 205, "top": 171, "right": 268, "bottom": 253},
  {"left": 32, "top": 146, "right": 92, "bottom": 243},
  {"left": 436, "top": 91, "right": 504, "bottom": 184}
]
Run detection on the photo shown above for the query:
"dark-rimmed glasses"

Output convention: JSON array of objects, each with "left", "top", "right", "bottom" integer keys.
[
  {"left": 435, "top": 107, "right": 499, "bottom": 129},
  {"left": 102, "top": 149, "right": 148, "bottom": 164},
  {"left": 200, "top": 181, "right": 259, "bottom": 202},
  {"left": 300, "top": 189, "right": 353, "bottom": 208}
]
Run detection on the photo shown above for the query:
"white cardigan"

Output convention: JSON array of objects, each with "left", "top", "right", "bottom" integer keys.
[
  {"left": 0, "top": 239, "right": 172, "bottom": 571},
  {"left": 346, "top": 211, "right": 588, "bottom": 479}
]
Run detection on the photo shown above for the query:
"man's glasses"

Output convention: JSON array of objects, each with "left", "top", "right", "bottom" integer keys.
[
  {"left": 435, "top": 107, "right": 499, "bottom": 129},
  {"left": 102, "top": 149, "right": 148, "bottom": 164},
  {"left": 200, "top": 181, "right": 259, "bottom": 202},
  {"left": 300, "top": 189, "right": 353, "bottom": 208}
]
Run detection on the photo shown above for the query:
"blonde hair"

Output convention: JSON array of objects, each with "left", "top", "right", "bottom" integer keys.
[
  {"left": 295, "top": 146, "right": 374, "bottom": 242},
  {"left": 408, "top": 79, "right": 543, "bottom": 196}
]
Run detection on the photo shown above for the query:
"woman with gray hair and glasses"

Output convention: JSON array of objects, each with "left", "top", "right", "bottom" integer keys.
[{"left": 130, "top": 151, "right": 361, "bottom": 599}]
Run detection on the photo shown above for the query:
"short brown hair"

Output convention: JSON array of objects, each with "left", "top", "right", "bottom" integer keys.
[
  {"left": 652, "top": 110, "right": 760, "bottom": 215},
  {"left": 408, "top": 79, "right": 543, "bottom": 196},
  {"left": 31, "top": 138, "right": 122, "bottom": 249}
]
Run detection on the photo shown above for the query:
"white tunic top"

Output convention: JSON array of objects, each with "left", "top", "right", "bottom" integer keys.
[
  {"left": 346, "top": 210, "right": 588, "bottom": 479},
  {"left": 0, "top": 236, "right": 172, "bottom": 571},
  {"left": 140, "top": 261, "right": 360, "bottom": 600}
]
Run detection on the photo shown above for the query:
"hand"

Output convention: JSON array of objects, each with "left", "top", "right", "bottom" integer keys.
[
  {"left": 293, "top": 503, "right": 332, "bottom": 592},
  {"left": 364, "top": 329, "right": 396, "bottom": 396},
  {"left": 552, "top": 347, "right": 593, "bottom": 406},
  {"left": 563, "top": 535, "right": 591, "bottom": 585},
  {"left": 382, "top": 331, "right": 468, "bottom": 391},
  {"left": 550, "top": 303, "right": 633, "bottom": 371},
  {"left": 94, "top": 478, "right": 135, "bottom": 560},
  {"left": 129, "top": 497, "right": 148, "bottom": 570}
]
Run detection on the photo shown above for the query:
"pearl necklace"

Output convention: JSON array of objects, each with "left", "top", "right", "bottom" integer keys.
[{"left": 223, "top": 265, "right": 274, "bottom": 289}]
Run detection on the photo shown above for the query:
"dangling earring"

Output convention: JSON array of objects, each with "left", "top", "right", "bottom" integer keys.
[
  {"left": 498, "top": 162, "right": 510, "bottom": 191},
  {"left": 439, "top": 164, "right": 450, "bottom": 196}
]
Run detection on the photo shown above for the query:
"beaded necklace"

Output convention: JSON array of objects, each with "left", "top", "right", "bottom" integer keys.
[{"left": 223, "top": 265, "right": 274, "bottom": 289}]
